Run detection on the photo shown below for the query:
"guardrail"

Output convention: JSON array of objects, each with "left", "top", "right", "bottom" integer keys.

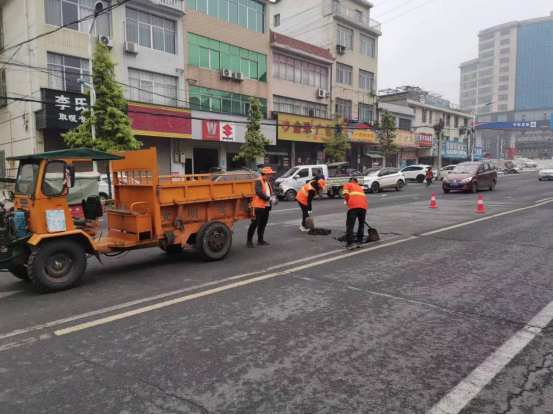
[{"left": 332, "top": 3, "right": 381, "bottom": 33}]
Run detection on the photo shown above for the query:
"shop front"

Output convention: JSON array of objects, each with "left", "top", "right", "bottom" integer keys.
[
  {"left": 396, "top": 130, "right": 419, "bottom": 168},
  {"left": 189, "top": 111, "right": 277, "bottom": 174},
  {"left": 347, "top": 124, "right": 380, "bottom": 170},
  {"left": 416, "top": 132, "right": 434, "bottom": 166},
  {"left": 443, "top": 140, "right": 468, "bottom": 164},
  {"left": 276, "top": 113, "right": 333, "bottom": 169}
]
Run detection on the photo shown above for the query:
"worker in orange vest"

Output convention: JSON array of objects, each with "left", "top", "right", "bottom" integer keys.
[
  {"left": 247, "top": 167, "right": 277, "bottom": 248},
  {"left": 342, "top": 177, "right": 368, "bottom": 249},
  {"left": 296, "top": 178, "right": 326, "bottom": 232}
]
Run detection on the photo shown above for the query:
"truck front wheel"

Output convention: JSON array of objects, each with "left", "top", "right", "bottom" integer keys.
[
  {"left": 28, "top": 239, "right": 87, "bottom": 293},
  {"left": 195, "top": 221, "right": 232, "bottom": 262}
]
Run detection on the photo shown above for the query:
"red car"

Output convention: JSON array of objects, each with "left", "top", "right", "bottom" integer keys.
[{"left": 442, "top": 161, "right": 498, "bottom": 193}]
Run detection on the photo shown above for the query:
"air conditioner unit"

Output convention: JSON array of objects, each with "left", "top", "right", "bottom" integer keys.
[
  {"left": 336, "top": 45, "right": 346, "bottom": 55},
  {"left": 125, "top": 41, "right": 139, "bottom": 54},
  {"left": 98, "top": 35, "right": 113, "bottom": 49},
  {"left": 233, "top": 71, "right": 244, "bottom": 82},
  {"left": 220, "top": 68, "right": 233, "bottom": 79},
  {"left": 317, "top": 89, "right": 328, "bottom": 99}
]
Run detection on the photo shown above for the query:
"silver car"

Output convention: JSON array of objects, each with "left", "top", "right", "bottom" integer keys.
[{"left": 362, "top": 168, "right": 406, "bottom": 193}]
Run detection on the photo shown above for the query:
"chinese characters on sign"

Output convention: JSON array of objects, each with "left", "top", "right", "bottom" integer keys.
[
  {"left": 444, "top": 141, "right": 468, "bottom": 159},
  {"left": 417, "top": 133, "right": 433, "bottom": 147},
  {"left": 348, "top": 128, "right": 377, "bottom": 143},
  {"left": 37, "top": 89, "right": 89, "bottom": 130},
  {"left": 277, "top": 114, "right": 333, "bottom": 143},
  {"left": 395, "top": 130, "right": 418, "bottom": 148}
]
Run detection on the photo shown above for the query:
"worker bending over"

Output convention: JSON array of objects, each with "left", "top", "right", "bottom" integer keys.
[
  {"left": 342, "top": 178, "right": 368, "bottom": 249},
  {"left": 297, "top": 178, "right": 326, "bottom": 232}
]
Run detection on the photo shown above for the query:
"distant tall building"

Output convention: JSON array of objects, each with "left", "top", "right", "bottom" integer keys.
[{"left": 459, "top": 12, "right": 553, "bottom": 159}]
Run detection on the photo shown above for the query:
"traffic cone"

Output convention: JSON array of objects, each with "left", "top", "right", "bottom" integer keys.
[
  {"left": 429, "top": 192, "right": 438, "bottom": 209},
  {"left": 476, "top": 194, "right": 486, "bottom": 213}
]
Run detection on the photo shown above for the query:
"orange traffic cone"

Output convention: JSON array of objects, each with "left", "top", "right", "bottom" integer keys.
[
  {"left": 476, "top": 194, "right": 486, "bottom": 213},
  {"left": 429, "top": 192, "right": 438, "bottom": 209}
]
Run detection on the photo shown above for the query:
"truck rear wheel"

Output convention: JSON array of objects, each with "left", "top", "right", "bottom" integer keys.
[
  {"left": 9, "top": 264, "right": 29, "bottom": 281},
  {"left": 195, "top": 221, "right": 232, "bottom": 262},
  {"left": 28, "top": 239, "right": 87, "bottom": 293}
]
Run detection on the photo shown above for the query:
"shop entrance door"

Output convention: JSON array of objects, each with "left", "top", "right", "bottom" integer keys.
[{"left": 193, "top": 148, "right": 218, "bottom": 173}]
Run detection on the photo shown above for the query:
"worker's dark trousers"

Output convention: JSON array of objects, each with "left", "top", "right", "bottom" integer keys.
[
  {"left": 298, "top": 202, "right": 310, "bottom": 227},
  {"left": 247, "top": 207, "right": 270, "bottom": 242},
  {"left": 346, "top": 208, "right": 367, "bottom": 245}
]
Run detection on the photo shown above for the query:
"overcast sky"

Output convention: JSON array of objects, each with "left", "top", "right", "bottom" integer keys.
[{"left": 375, "top": 0, "right": 552, "bottom": 103}]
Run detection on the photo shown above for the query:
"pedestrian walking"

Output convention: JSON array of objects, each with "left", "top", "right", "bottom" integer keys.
[
  {"left": 247, "top": 167, "right": 277, "bottom": 248},
  {"left": 296, "top": 178, "right": 326, "bottom": 232},
  {"left": 315, "top": 169, "right": 325, "bottom": 200},
  {"left": 425, "top": 167, "right": 433, "bottom": 187},
  {"left": 342, "top": 178, "right": 368, "bottom": 249}
]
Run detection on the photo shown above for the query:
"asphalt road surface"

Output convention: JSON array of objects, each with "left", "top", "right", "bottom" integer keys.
[{"left": 2, "top": 173, "right": 553, "bottom": 413}]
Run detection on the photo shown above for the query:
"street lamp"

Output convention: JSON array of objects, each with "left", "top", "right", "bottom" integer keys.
[
  {"left": 471, "top": 101, "right": 495, "bottom": 161},
  {"left": 78, "top": 77, "right": 98, "bottom": 172}
]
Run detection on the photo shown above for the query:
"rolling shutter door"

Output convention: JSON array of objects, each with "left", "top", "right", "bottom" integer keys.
[{"left": 138, "top": 137, "right": 171, "bottom": 175}]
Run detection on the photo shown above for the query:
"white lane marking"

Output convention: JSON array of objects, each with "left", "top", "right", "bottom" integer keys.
[
  {"left": 55, "top": 237, "right": 417, "bottom": 336},
  {"left": 0, "top": 247, "right": 349, "bottom": 341},
  {"left": 0, "top": 291, "right": 24, "bottom": 300},
  {"left": 428, "top": 300, "right": 553, "bottom": 414},
  {"left": 271, "top": 207, "right": 300, "bottom": 213},
  {"left": 421, "top": 199, "right": 553, "bottom": 236},
  {"left": 536, "top": 197, "right": 553, "bottom": 203}
]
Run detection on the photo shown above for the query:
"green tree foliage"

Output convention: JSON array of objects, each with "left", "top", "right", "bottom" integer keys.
[
  {"left": 233, "top": 97, "right": 270, "bottom": 168},
  {"left": 323, "top": 113, "right": 350, "bottom": 162},
  {"left": 378, "top": 110, "right": 398, "bottom": 167},
  {"left": 63, "top": 43, "right": 141, "bottom": 152}
]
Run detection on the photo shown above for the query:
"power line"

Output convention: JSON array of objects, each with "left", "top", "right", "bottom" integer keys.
[
  {"left": 270, "top": 3, "right": 324, "bottom": 29},
  {"left": 374, "top": 0, "right": 418, "bottom": 19},
  {"left": 381, "top": 0, "right": 437, "bottom": 24},
  {"left": 0, "top": 0, "right": 131, "bottom": 54}
]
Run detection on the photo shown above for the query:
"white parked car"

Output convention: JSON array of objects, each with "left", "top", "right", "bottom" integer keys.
[
  {"left": 362, "top": 168, "right": 405, "bottom": 193},
  {"left": 400, "top": 164, "right": 437, "bottom": 183},
  {"left": 538, "top": 165, "right": 553, "bottom": 181},
  {"left": 99, "top": 174, "right": 112, "bottom": 202},
  {"left": 521, "top": 158, "right": 538, "bottom": 168},
  {"left": 440, "top": 165, "right": 457, "bottom": 180}
]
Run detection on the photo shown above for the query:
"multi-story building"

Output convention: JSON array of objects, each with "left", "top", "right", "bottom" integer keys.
[
  {"left": 459, "top": 11, "right": 553, "bottom": 159},
  {"left": 183, "top": 0, "right": 277, "bottom": 173},
  {"left": 269, "top": 0, "right": 381, "bottom": 125},
  {"left": 0, "top": 0, "right": 188, "bottom": 175},
  {"left": 379, "top": 86, "right": 474, "bottom": 168}
]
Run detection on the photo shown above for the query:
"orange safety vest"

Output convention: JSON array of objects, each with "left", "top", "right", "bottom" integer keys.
[
  {"left": 342, "top": 182, "right": 367, "bottom": 210},
  {"left": 252, "top": 177, "right": 273, "bottom": 209},
  {"left": 296, "top": 181, "right": 316, "bottom": 206}
]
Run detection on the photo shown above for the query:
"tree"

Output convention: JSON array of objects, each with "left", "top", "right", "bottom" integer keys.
[
  {"left": 63, "top": 43, "right": 140, "bottom": 153},
  {"left": 378, "top": 109, "right": 398, "bottom": 167},
  {"left": 323, "top": 113, "right": 350, "bottom": 162},
  {"left": 433, "top": 118, "right": 445, "bottom": 175},
  {"left": 233, "top": 97, "right": 270, "bottom": 169}
]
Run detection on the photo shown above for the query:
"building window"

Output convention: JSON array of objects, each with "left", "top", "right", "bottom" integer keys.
[
  {"left": 358, "top": 69, "right": 374, "bottom": 92},
  {"left": 0, "top": 68, "right": 6, "bottom": 107},
  {"left": 464, "top": 118, "right": 469, "bottom": 127},
  {"left": 498, "top": 84, "right": 509, "bottom": 91},
  {"left": 360, "top": 34, "right": 375, "bottom": 58},
  {"left": 479, "top": 50, "right": 494, "bottom": 60},
  {"left": 461, "top": 73, "right": 477, "bottom": 82},
  {"left": 499, "top": 75, "right": 509, "bottom": 82},
  {"left": 273, "top": 13, "right": 280, "bottom": 27},
  {"left": 498, "top": 94, "right": 508, "bottom": 101},
  {"left": 479, "top": 59, "right": 493, "bottom": 68},
  {"left": 189, "top": 34, "right": 267, "bottom": 82},
  {"left": 273, "top": 95, "right": 328, "bottom": 118},
  {"left": 335, "top": 98, "right": 351, "bottom": 119},
  {"left": 126, "top": 8, "right": 176, "bottom": 54},
  {"left": 187, "top": 0, "right": 265, "bottom": 33},
  {"left": 189, "top": 85, "right": 267, "bottom": 117},
  {"left": 497, "top": 114, "right": 508, "bottom": 121},
  {"left": 479, "top": 32, "right": 494, "bottom": 42},
  {"left": 128, "top": 68, "right": 178, "bottom": 106},
  {"left": 336, "top": 63, "right": 352, "bottom": 86},
  {"left": 479, "top": 41, "right": 494, "bottom": 51},
  {"left": 500, "top": 57, "right": 510, "bottom": 64},
  {"left": 500, "top": 47, "right": 510, "bottom": 55},
  {"left": 478, "top": 69, "right": 493, "bottom": 78},
  {"left": 479, "top": 77, "right": 492, "bottom": 86},
  {"left": 45, "top": 0, "right": 110, "bottom": 35},
  {"left": 454, "top": 116, "right": 459, "bottom": 128},
  {"left": 461, "top": 90, "right": 476, "bottom": 99},
  {"left": 478, "top": 86, "right": 492, "bottom": 95},
  {"left": 500, "top": 38, "right": 510, "bottom": 45},
  {"left": 398, "top": 118, "right": 411, "bottom": 130},
  {"left": 498, "top": 104, "right": 508, "bottom": 111},
  {"left": 500, "top": 28, "right": 510, "bottom": 36},
  {"left": 0, "top": 9, "right": 3, "bottom": 50},
  {"left": 337, "top": 24, "right": 353, "bottom": 49},
  {"left": 479, "top": 95, "right": 493, "bottom": 104},
  {"left": 461, "top": 81, "right": 478, "bottom": 90},
  {"left": 446, "top": 114, "right": 450, "bottom": 126},
  {"left": 358, "top": 103, "right": 373, "bottom": 122},
  {"left": 422, "top": 108, "right": 427, "bottom": 123},
  {"left": 429, "top": 110, "right": 433, "bottom": 123},
  {"left": 461, "top": 99, "right": 477, "bottom": 107},
  {"left": 272, "top": 53, "right": 328, "bottom": 89},
  {"left": 499, "top": 66, "right": 509, "bottom": 73},
  {"left": 461, "top": 63, "right": 478, "bottom": 73},
  {"left": 355, "top": 9, "right": 363, "bottom": 21},
  {"left": 47, "top": 52, "right": 90, "bottom": 93}
]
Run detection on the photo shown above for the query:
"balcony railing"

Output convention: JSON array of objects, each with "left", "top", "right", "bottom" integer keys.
[
  {"left": 151, "top": 0, "right": 185, "bottom": 13},
  {"left": 332, "top": 3, "right": 381, "bottom": 34}
]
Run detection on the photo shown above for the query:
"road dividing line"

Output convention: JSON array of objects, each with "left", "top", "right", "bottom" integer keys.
[
  {"left": 421, "top": 199, "right": 553, "bottom": 237},
  {"left": 536, "top": 196, "right": 553, "bottom": 203},
  {"left": 54, "top": 237, "right": 417, "bottom": 336},
  {"left": 428, "top": 300, "right": 553, "bottom": 414}
]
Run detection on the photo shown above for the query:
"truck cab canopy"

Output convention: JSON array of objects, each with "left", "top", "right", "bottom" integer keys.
[{"left": 8, "top": 148, "right": 125, "bottom": 161}]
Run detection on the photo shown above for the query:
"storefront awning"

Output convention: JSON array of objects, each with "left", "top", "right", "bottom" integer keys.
[{"left": 365, "top": 152, "right": 383, "bottom": 159}]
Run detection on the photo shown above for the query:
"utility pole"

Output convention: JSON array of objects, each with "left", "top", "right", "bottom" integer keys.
[{"left": 434, "top": 118, "right": 445, "bottom": 177}]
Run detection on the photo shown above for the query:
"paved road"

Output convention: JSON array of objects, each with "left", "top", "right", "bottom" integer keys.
[{"left": 1, "top": 173, "right": 553, "bottom": 413}]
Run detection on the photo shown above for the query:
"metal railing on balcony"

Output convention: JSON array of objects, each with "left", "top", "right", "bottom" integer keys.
[
  {"left": 151, "top": 0, "right": 185, "bottom": 13},
  {"left": 331, "top": 2, "right": 381, "bottom": 33}
]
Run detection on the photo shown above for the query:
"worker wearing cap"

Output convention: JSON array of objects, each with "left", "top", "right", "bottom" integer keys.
[
  {"left": 296, "top": 178, "right": 326, "bottom": 232},
  {"left": 247, "top": 167, "right": 276, "bottom": 248},
  {"left": 342, "top": 177, "right": 368, "bottom": 249}
]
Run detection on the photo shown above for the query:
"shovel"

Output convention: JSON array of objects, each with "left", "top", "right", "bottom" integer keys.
[{"left": 365, "top": 222, "right": 380, "bottom": 242}]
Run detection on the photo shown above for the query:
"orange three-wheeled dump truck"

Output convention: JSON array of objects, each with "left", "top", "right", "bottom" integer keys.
[{"left": 0, "top": 147, "right": 255, "bottom": 292}]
